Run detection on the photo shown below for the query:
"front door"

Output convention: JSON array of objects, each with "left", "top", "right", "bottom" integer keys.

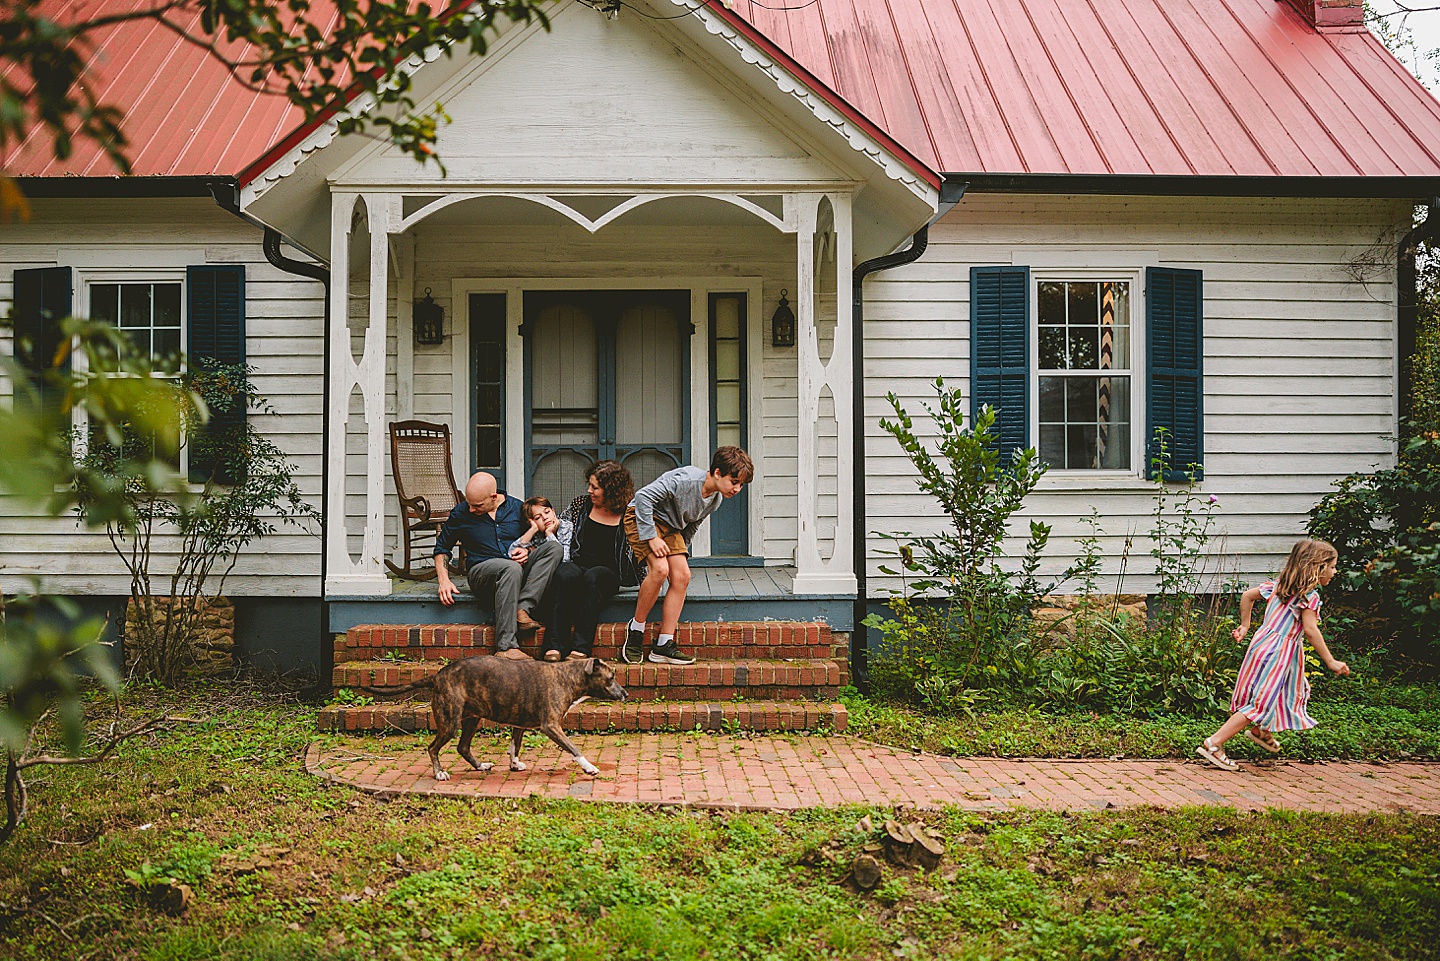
[{"left": 524, "top": 290, "right": 690, "bottom": 508}]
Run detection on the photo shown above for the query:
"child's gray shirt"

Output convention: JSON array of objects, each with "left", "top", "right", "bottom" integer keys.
[{"left": 631, "top": 465, "right": 723, "bottom": 543}]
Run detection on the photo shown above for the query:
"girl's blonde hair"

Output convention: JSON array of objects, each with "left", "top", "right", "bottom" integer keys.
[{"left": 1274, "top": 538, "right": 1338, "bottom": 600}]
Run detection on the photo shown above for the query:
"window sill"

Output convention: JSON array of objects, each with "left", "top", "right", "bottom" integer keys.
[{"left": 1034, "top": 472, "right": 1154, "bottom": 493}]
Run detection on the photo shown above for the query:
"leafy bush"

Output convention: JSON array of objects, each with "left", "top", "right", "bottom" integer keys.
[
  {"left": 870, "top": 403, "right": 1242, "bottom": 718},
  {"left": 1308, "top": 433, "right": 1440, "bottom": 663},
  {"left": 865, "top": 380, "right": 1054, "bottom": 710},
  {"left": 1040, "top": 610, "right": 1241, "bottom": 716},
  {"left": 77, "top": 362, "right": 317, "bottom": 686}
]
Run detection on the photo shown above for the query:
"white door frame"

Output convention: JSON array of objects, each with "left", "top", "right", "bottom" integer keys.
[{"left": 449, "top": 275, "right": 765, "bottom": 559}]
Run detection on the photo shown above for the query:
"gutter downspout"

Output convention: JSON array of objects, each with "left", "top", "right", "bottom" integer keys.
[
  {"left": 210, "top": 181, "right": 333, "bottom": 691},
  {"left": 849, "top": 179, "right": 967, "bottom": 692},
  {"left": 1397, "top": 198, "right": 1439, "bottom": 434}
]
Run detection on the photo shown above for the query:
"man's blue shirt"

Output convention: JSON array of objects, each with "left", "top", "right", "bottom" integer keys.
[{"left": 434, "top": 493, "right": 526, "bottom": 565}]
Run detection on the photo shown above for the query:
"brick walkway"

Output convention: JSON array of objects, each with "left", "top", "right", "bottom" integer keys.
[{"left": 306, "top": 735, "right": 1440, "bottom": 814}]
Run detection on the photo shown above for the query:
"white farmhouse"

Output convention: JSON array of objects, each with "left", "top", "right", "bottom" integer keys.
[{"left": 3, "top": 0, "right": 1436, "bottom": 702}]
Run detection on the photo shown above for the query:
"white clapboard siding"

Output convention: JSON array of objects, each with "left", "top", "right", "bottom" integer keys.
[
  {"left": 861, "top": 193, "right": 1409, "bottom": 595},
  {"left": 0, "top": 199, "right": 325, "bottom": 596}
]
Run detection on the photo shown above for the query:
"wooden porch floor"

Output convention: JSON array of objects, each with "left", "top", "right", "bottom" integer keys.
[
  {"left": 328, "top": 565, "right": 856, "bottom": 633},
  {"left": 381, "top": 564, "right": 809, "bottom": 601}
]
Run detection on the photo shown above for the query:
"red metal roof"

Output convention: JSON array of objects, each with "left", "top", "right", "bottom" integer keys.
[{"left": 7, "top": 0, "right": 1440, "bottom": 181}]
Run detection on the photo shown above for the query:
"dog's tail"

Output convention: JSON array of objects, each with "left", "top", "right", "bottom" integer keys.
[{"left": 357, "top": 676, "right": 436, "bottom": 698}]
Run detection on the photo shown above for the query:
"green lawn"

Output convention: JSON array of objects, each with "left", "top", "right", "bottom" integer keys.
[{"left": 0, "top": 689, "right": 1437, "bottom": 960}]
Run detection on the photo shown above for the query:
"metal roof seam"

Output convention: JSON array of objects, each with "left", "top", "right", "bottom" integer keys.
[
  {"left": 1329, "top": 33, "right": 1440, "bottom": 171},
  {"left": 941, "top": 0, "right": 1024, "bottom": 172},
  {"left": 890, "top": 0, "right": 975, "bottom": 170},
  {"left": 877, "top": 0, "right": 941, "bottom": 167},
  {"left": 1225, "top": 0, "right": 1366, "bottom": 176},
  {"left": 1021, "top": 0, "right": 1139, "bottom": 176},
  {"left": 1144, "top": 0, "right": 1286, "bottom": 177},
  {"left": 1081, "top": 0, "right": 1197, "bottom": 176}
]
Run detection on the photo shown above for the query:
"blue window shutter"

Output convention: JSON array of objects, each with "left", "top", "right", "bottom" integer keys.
[
  {"left": 970, "top": 266, "right": 1030, "bottom": 460},
  {"left": 187, "top": 265, "right": 246, "bottom": 484},
  {"left": 1146, "top": 267, "right": 1204, "bottom": 481},
  {"left": 11, "top": 266, "right": 72, "bottom": 414}
]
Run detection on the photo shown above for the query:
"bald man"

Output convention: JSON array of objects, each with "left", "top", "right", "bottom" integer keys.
[{"left": 433, "top": 472, "right": 562, "bottom": 659}]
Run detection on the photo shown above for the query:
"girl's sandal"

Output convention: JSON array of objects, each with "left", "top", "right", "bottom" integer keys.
[
  {"left": 1196, "top": 738, "right": 1240, "bottom": 772},
  {"left": 1244, "top": 728, "right": 1282, "bottom": 754}
]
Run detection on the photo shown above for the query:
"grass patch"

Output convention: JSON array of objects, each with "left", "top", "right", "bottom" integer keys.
[
  {"left": 0, "top": 688, "right": 1437, "bottom": 959},
  {"left": 843, "top": 682, "right": 1440, "bottom": 761}
]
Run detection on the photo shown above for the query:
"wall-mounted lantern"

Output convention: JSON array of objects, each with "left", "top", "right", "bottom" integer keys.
[
  {"left": 770, "top": 289, "right": 796, "bottom": 348},
  {"left": 414, "top": 288, "right": 444, "bottom": 346}
]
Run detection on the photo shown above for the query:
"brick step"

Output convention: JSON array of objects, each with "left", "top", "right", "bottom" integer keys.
[
  {"left": 316, "top": 699, "right": 847, "bottom": 734},
  {"left": 337, "top": 621, "right": 845, "bottom": 670},
  {"left": 334, "top": 658, "right": 843, "bottom": 702}
]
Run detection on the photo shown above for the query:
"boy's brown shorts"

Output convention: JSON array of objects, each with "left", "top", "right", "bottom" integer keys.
[{"left": 624, "top": 506, "right": 688, "bottom": 564}]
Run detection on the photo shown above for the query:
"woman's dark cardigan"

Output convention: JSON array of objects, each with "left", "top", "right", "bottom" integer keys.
[{"left": 560, "top": 495, "right": 641, "bottom": 588}]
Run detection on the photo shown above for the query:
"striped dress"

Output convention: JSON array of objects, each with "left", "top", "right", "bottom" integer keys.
[{"left": 1230, "top": 581, "right": 1323, "bottom": 732}]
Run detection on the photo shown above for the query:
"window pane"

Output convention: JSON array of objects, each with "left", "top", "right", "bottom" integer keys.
[
  {"left": 1066, "top": 377, "right": 1097, "bottom": 423},
  {"left": 1039, "top": 424, "right": 1065, "bottom": 469},
  {"left": 476, "top": 345, "right": 503, "bottom": 382},
  {"left": 713, "top": 296, "right": 742, "bottom": 340},
  {"left": 92, "top": 284, "right": 118, "bottom": 325},
  {"left": 1097, "top": 377, "right": 1130, "bottom": 470},
  {"left": 1039, "top": 326, "right": 1065, "bottom": 369},
  {"left": 1068, "top": 325, "right": 1098, "bottom": 369},
  {"left": 715, "top": 340, "right": 740, "bottom": 381},
  {"left": 1099, "top": 422, "right": 1130, "bottom": 471},
  {"left": 715, "top": 382, "right": 741, "bottom": 425},
  {"left": 1039, "top": 376, "right": 1064, "bottom": 422},
  {"left": 1068, "top": 424, "right": 1098, "bottom": 469},
  {"left": 476, "top": 427, "right": 502, "bottom": 469},
  {"left": 1102, "top": 282, "right": 1130, "bottom": 367},
  {"left": 477, "top": 384, "right": 502, "bottom": 423},
  {"left": 1038, "top": 282, "right": 1065, "bottom": 326},
  {"left": 1109, "top": 323, "right": 1130, "bottom": 369},
  {"left": 154, "top": 283, "right": 181, "bottom": 329},
  {"left": 153, "top": 327, "right": 180, "bottom": 360},
  {"left": 716, "top": 424, "right": 741, "bottom": 448},
  {"left": 1068, "top": 282, "right": 1098, "bottom": 324},
  {"left": 120, "top": 284, "right": 150, "bottom": 328}
]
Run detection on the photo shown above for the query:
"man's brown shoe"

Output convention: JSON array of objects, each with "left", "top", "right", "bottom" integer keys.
[
  {"left": 543, "top": 649, "right": 562, "bottom": 662},
  {"left": 496, "top": 648, "right": 530, "bottom": 660},
  {"left": 516, "top": 609, "right": 541, "bottom": 634}
]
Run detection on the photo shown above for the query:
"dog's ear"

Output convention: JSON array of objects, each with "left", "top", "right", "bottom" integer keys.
[{"left": 585, "top": 657, "right": 597, "bottom": 675}]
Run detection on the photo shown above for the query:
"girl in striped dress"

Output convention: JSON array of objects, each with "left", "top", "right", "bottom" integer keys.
[{"left": 1197, "top": 539, "right": 1350, "bottom": 772}]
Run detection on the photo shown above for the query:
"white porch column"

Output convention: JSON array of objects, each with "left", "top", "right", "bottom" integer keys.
[
  {"left": 791, "top": 191, "right": 858, "bottom": 595},
  {"left": 324, "top": 191, "right": 397, "bottom": 596}
]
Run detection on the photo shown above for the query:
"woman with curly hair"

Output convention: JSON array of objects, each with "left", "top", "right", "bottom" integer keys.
[{"left": 541, "top": 460, "right": 640, "bottom": 661}]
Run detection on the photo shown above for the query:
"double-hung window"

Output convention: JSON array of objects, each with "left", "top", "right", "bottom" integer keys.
[
  {"left": 971, "top": 265, "right": 1203, "bottom": 481},
  {"left": 87, "top": 276, "right": 186, "bottom": 468},
  {"left": 10, "top": 263, "right": 247, "bottom": 485},
  {"left": 1036, "top": 277, "right": 1135, "bottom": 472}
]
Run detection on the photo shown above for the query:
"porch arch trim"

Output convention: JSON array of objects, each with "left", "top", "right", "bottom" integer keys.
[{"left": 395, "top": 191, "right": 791, "bottom": 235}]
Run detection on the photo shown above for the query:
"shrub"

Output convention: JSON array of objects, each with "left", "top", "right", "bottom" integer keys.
[
  {"left": 1308, "top": 433, "right": 1440, "bottom": 663},
  {"left": 78, "top": 362, "right": 317, "bottom": 685},
  {"left": 865, "top": 379, "right": 1055, "bottom": 710}
]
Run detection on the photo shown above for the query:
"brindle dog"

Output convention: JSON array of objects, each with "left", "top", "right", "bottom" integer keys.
[{"left": 364, "top": 656, "right": 627, "bottom": 780}]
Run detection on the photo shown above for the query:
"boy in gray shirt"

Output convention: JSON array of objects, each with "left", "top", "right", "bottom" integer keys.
[{"left": 622, "top": 446, "right": 754, "bottom": 664}]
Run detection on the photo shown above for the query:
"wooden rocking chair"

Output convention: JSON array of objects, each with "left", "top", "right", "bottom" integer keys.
[{"left": 387, "top": 420, "right": 465, "bottom": 580}]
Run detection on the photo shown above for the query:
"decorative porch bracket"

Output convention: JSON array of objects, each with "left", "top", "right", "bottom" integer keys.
[
  {"left": 790, "top": 192, "right": 857, "bottom": 596},
  {"left": 325, "top": 191, "right": 400, "bottom": 596}
]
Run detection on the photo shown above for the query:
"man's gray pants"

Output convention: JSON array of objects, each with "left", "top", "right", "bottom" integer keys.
[{"left": 466, "top": 539, "right": 562, "bottom": 651}]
